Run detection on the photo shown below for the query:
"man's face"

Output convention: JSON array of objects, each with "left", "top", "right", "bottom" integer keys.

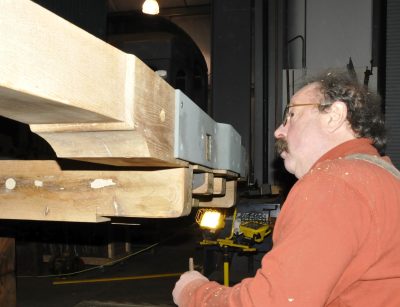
[{"left": 274, "top": 83, "right": 327, "bottom": 178}]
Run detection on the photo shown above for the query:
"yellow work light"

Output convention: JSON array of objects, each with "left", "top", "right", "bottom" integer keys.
[{"left": 195, "top": 209, "right": 225, "bottom": 230}]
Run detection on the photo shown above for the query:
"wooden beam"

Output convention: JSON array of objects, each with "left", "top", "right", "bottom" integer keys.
[
  {"left": 34, "top": 130, "right": 187, "bottom": 168},
  {"left": 198, "top": 180, "right": 237, "bottom": 208},
  {"left": 0, "top": 1, "right": 245, "bottom": 176},
  {"left": 0, "top": 1, "right": 128, "bottom": 125},
  {"left": 192, "top": 172, "right": 214, "bottom": 195},
  {"left": 0, "top": 161, "right": 193, "bottom": 222},
  {"left": 0, "top": 1, "right": 243, "bottom": 220},
  {"left": 212, "top": 177, "right": 226, "bottom": 196},
  {"left": 30, "top": 56, "right": 180, "bottom": 166},
  {"left": 0, "top": 1, "right": 181, "bottom": 167}
]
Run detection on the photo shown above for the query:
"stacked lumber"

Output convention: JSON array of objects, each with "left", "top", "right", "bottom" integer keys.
[{"left": 0, "top": 0, "right": 244, "bottom": 222}]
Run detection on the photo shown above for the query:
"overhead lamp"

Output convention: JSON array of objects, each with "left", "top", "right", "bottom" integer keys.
[{"left": 142, "top": 0, "right": 159, "bottom": 15}]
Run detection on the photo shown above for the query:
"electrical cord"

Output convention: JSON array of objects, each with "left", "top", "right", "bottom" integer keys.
[
  {"left": 17, "top": 241, "right": 160, "bottom": 279},
  {"left": 17, "top": 221, "right": 198, "bottom": 279}
]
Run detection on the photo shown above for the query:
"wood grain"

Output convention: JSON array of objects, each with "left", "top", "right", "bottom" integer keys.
[
  {"left": 0, "top": 1, "right": 128, "bottom": 124},
  {"left": 0, "top": 161, "right": 193, "bottom": 221},
  {"left": 198, "top": 180, "right": 237, "bottom": 208},
  {"left": 0, "top": 1, "right": 180, "bottom": 166}
]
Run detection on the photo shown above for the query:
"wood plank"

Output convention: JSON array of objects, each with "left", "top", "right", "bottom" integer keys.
[
  {"left": 34, "top": 130, "right": 187, "bottom": 167},
  {"left": 192, "top": 165, "right": 213, "bottom": 173},
  {"left": 0, "top": 161, "right": 193, "bottom": 222},
  {"left": 32, "top": 56, "right": 179, "bottom": 165},
  {"left": 213, "top": 169, "right": 239, "bottom": 179},
  {"left": 192, "top": 173, "right": 214, "bottom": 195},
  {"left": 198, "top": 180, "right": 237, "bottom": 208},
  {"left": 0, "top": 1, "right": 181, "bottom": 167},
  {"left": 0, "top": 237, "right": 16, "bottom": 307},
  {"left": 31, "top": 60, "right": 179, "bottom": 165},
  {"left": 212, "top": 177, "right": 226, "bottom": 196},
  {"left": 0, "top": 1, "right": 245, "bottom": 176},
  {"left": 0, "top": 1, "right": 128, "bottom": 124}
]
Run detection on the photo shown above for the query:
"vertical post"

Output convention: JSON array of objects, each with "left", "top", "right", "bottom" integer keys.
[
  {"left": 0, "top": 237, "right": 16, "bottom": 307},
  {"left": 189, "top": 257, "right": 194, "bottom": 271},
  {"left": 223, "top": 246, "right": 230, "bottom": 287}
]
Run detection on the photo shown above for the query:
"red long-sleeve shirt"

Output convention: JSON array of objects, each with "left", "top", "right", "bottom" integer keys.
[{"left": 183, "top": 138, "right": 400, "bottom": 306}]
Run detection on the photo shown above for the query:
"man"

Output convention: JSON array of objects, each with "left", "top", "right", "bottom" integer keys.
[{"left": 172, "top": 71, "right": 400, "bottom": 306}]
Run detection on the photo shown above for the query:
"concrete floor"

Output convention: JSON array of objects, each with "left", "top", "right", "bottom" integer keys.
[{"left": 16, "top": 222, "right": 202, "bottom": 307}]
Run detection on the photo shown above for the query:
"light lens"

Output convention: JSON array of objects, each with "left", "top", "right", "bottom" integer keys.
[
  {"left": 200, "top": 211, "right": 222, "bottom": 229},
  {"left": 142, "top": 0, "right": 159, "bottom": 15}
]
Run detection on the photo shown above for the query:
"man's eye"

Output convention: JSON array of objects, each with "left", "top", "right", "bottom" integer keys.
[{"left": 289, "top": 111, "right": 295, "bottom": 118}]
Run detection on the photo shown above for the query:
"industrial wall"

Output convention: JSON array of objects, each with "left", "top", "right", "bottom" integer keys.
[
  {"left": 286, "top": 0, "right": 375, "bottom": 92},
  {"left": 385, "top": 0, "right": 400, "bottom": 168},
  {"left": 288, "top": 0, "right": 373, "bottom": 71}
]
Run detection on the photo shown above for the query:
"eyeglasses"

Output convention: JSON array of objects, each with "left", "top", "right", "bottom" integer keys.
[{"left": 282, "top": 103, "right": 321, "bottom": 126}]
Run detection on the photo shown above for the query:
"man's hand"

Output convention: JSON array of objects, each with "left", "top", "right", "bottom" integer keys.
[{"left": 172, "top": 270, "right": 209, "bottom": 306}]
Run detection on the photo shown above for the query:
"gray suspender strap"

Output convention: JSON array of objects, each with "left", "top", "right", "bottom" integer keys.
[{"left": 345, "top": 153, "right": 400, "bottom": 180}]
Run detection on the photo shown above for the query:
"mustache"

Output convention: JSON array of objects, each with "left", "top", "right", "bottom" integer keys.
[{"left": 275, "top": 138, "right": 289, "bottom": 154}]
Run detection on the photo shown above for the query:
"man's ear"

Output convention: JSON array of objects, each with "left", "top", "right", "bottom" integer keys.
[{"left": 324, "top": 101, "right": 348, "bottom": 132}]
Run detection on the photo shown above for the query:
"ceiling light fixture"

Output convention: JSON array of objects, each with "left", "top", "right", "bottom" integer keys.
[{"left": 142, "top": 0, "right": 159, "bottom": 15}]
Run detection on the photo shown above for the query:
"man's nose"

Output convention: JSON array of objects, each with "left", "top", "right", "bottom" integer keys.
[{"left": 274, "top": 123, "right": 286, "bottom": 139}]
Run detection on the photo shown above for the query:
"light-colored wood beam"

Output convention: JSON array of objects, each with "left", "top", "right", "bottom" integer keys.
[
  {"left": 0, "top": 1, "right": 243, "bottom": 220},
  {"left": 212, "top": 177, "right": 226, "bottom": 196},
  {"left": 0, "top": 1, "right": 181, "bottom": 167},
  {"left": 0, "top": 1, "right": 244, "bottom": 175},
  {"left": 198, "top": 180, "right": 237, "bottom": 208},
  {"left": 192, "top": 172, "right": 214, "bottom": 195},
  {"left": 0, "top": 1, "right": 128, "bottom": 125},
  {"left": 0, "top": 161, "right": 192, "bottom": 222}
]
